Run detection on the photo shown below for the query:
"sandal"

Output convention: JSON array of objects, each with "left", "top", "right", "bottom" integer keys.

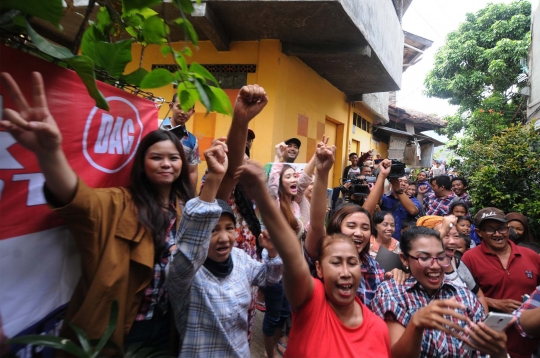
[
  {"left": 276, "top": 341, "right": 286, "bottom": 357},
  {"left": 255, "top": 300, "right": 266, "bottom": 312}
]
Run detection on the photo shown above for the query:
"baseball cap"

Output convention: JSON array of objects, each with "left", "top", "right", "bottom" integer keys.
[
  {"left": 285, "top": 138, "right": 301, "bottom": 148},
  {"left": 474, "top": 207, "right": 507, "bottom": 227},
  {"left": 247, "top": 128, "right": 256, "bottom": 140},
  {"left": 216, "top": 199, "right": 236, "bottom": 225}
]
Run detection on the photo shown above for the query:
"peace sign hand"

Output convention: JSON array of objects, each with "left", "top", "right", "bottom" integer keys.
[
  {"left": 1, "top": 72, "right": 62, "bottom": 156},
  {"left": 314, "top": 135, "right": 336, "bottom": 174}
]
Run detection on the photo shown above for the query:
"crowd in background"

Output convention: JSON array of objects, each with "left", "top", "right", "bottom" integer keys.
[{"left": 1, "top": 73, "right": 539, "bottom": 358}]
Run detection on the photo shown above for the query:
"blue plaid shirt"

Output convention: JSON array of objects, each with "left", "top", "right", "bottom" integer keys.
[
  {"left": 167, "top": 198, "right": 282, "bottom": 357},
  {"left": 371, "top": 277, "right": 487, "bottom": 358}
]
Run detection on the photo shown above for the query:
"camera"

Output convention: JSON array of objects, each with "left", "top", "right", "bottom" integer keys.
[
  {"left": 345, "top": 174, "right": 377, "bottom": 197},
  {"left": 167, "top": 124, "right": 188, "bottom": 139},
  {"left": 388, "top": 159, "right": 406, "bottom": 179}
]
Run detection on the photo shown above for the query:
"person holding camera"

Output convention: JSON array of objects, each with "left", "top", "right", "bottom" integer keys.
[{"left": 364, "top": 164, "right": 421, "bottom": 241}]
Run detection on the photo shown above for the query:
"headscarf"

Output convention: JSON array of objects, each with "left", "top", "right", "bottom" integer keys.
[
  {"left": 416, "top": 215, "right": 444, "bottom": 229},
  {"left": 506, "top": 212, "right": 533, "bottom": 243}
]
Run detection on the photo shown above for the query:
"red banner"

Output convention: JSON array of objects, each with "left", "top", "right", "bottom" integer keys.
[{"left": 0, "top": 45, "right": 158, "bottom": 240}]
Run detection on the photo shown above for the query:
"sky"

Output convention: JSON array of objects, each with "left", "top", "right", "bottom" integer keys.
[{"left": 397, "top": 0, "right": 540, "bottom": 118}]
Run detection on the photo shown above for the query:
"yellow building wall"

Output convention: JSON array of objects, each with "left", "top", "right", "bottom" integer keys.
[{"left": 127, "top": 40, "right": 360, "bottom": 187}]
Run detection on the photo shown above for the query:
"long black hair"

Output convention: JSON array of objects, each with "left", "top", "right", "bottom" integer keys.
[{"left": 130, "top": 130, "right": 195, "bottom": 259}]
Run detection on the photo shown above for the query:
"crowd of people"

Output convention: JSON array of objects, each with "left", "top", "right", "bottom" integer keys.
[{"left": 1, "top": 72, "right": 540, "bottom": 358}]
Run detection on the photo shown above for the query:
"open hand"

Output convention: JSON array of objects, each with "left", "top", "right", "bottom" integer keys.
[
  {"left": 234, "top": 84, "right": 268, "bottom": 122},
  {"left": 0, "top": 72, "right": 62, "bottom": 155},
  {"left": 314, "top": 135, "right": 336, "bottom": 174},
  {"left": 204, "top": 137, "right": 228, "bottom": 176},
  {"left": 490, "top": 298, "right": 523, "bottom": 313}
]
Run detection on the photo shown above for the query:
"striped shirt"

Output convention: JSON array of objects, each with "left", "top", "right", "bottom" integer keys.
[{"left": 371, "top": 277, "right": 487, "bottom": 358}]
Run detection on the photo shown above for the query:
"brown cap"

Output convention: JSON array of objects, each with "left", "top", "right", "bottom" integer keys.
[{"left": 474, "top": 207, "right": 507, "bottom": 227}]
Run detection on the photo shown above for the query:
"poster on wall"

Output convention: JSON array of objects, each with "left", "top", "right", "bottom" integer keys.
[{"left": 0, "top": 45, "right": 158, "bottom": 356}]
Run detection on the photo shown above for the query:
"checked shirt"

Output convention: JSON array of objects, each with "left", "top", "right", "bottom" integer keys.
[{"left": 371, "top": 277, "right": 487, "bottom": 358}]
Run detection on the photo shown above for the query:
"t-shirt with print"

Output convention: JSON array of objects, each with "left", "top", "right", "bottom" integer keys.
[{"left": 285, "top": 278, "right": 391, "bottom": 358}]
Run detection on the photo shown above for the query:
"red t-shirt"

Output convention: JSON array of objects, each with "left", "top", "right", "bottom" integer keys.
[
  {"left": 285, "top": 278, "right": 391, "bottom": 358},
  {"left": 462, "top": 240, "right": 540, "bottom": 358}
]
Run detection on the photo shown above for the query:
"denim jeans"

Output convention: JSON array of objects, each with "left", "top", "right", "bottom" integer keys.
[{"left": 262, "top": 280, "right": 291, "bottom": 337}]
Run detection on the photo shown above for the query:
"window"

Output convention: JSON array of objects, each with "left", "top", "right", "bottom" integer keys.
[{"left": 352, "top": 112, "right": 371, "bottom": 134}]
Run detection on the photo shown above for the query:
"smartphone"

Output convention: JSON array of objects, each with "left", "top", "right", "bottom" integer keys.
[
  {"left": 523, "top": 294, "right": 530, "bottom": 302},
  {"left": 463, "top": 313, "right": 514, "bottom": 350}
]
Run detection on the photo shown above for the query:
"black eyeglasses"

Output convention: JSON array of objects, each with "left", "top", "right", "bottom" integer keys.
[
  {"left": 481, "top": 226, "right": 509, "bottom": 235},
  {"left": 408, "top": 254, "right": 451, "bottom": 268}
]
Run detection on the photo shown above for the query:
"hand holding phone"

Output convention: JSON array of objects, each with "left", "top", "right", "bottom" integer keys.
[{"left": 463, "top": 313, "right": 514, "bottom": 351}]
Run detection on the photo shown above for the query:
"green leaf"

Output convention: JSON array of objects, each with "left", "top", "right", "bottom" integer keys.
[
  {"left": 189, "top": 62, "right": 218, "bottom": 86},
  {"left": 122, "top": 68, "right": 149, "bottom": 86},
  {"left": 207, "top": 86, "right": 233, "bottom": 115},
  {"left": 65, "top": 321, "right": 92, "bottom": 354},
  {"left": 177, "top": 0, "right": 195, "bottom": 13},
  {"left": 140, "top": 69, "right": 175, "bottom": 88},
  {"left": 92, "top": 301, "right": 119, "bottom": 358},
  {"left": 26, "top": 21, "right": 74, "bottom": 59},
  {"left": 161, "top": 45, "right": 173, "bottom": 57},
  {"left": 81, "top": 24, "right": 107, "bottom": 60},
  {"left": 122, "top": 0, "right": 161, "bottom": 12},
  {"left": 7, "top": 335, "right": 87, "bottom": 357},
  {"left": 181, "top": 47, "right": 193, "bottom": 57},
  {"left": 194, "top": 78, "right": 211, "bottom": 112},
  {"left": 96, "top": 6, "right": 113, "bottom": 35},
  {"left": 174, "top": 18, "right": 198, "bottom": 45},
  {"left": 65, "top": 56, "right": 109, "bottom": 111},
  {"left": 142, "top": 15, "right": 168, "bottom": 44},
  {"left": 174, "top": 52, "right": 188, "bottom": 73},
  {"left": 177, "top": 81, "right": 198, "bottom": 112},
  {"left": 0, "top": 0, "right": 63, "bottom": 27},
  {"left": 82, "top": 37, "right": 134, "bottom": 78},
  {"left": 123, "top": 7, "right": 158, "bottom": 19}
]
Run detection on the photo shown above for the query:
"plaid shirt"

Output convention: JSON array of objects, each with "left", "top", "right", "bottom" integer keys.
[
  {"left": 423, "top": 191, "right": 457, "bottom": 216},
  {"left": 135, "top": 199, "right": 183, "bottom": 321},
  {"left": 304, "top": 250, "right": 384, "bottom": 307},
  {"left": 516, "top": 285, "right": 540, "bottom": 338},
  {"left": 167, "top": 199, "right": 282, "bottom": 357},
  {"left": 371, "top": 277, "right": 487, "bottom": 358}
]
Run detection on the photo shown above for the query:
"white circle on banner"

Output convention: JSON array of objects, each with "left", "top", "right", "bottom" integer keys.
[{"left": 83, "top": 97, "right": 143, "bottom": 174}]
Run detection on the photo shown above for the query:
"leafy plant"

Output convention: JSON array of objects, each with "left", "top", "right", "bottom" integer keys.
[
  {"left": 6, "top": 301, "right": 173, "bottom": 358},
  {"left": 454, "top": 122, "right": 540, "bottom": 239},
  {"left": 0, "top": 0, "right": 232, "bottom": 115},
  {"left": 424, "top": 0, "right": 531, "bottom": 139}
]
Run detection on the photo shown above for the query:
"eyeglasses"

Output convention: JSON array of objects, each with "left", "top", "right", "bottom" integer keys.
[
  {"left": 481, "top": 226, "right": 509, "bottom": 235},
  {"left": 408, "top": 254, "right": 451, "bottom": 268}
]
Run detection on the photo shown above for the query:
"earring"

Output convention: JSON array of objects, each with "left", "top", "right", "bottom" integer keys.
[{"left": 405, "top": 266, "right": 409, "bottom": 270}]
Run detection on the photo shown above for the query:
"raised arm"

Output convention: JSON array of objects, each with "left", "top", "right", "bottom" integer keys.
[
  {"left": 305, "top": 138, "right": 335, "bottom": 259},
  {"left": 362, "top": 159, "right": 391, "bottom": 215},
  {"left": 216, "top": 85, "right": 268, "bottom": 200},
  {"left": 237, "top": 160, "right": 313, "bottom": 311},
  {"left": 389, "top": 178, "right": 419, "bottom": 215},
  {"left": 1, "top": 72, "right": 77, "bottom": 205}
]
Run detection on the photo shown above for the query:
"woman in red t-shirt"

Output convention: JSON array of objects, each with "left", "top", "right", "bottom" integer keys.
[{"left": 236, "top": 141, "right": 391, "bottom": 358}]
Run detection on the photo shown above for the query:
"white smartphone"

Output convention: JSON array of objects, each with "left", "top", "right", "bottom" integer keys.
[{"left": 463, "top": 313, "right": 514, "bottom": 350}]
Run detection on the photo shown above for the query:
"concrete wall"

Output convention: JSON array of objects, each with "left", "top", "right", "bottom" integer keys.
[
  {"left": 528, "top": 3, "right": 540, "bottom": 125},
  {"left": 340, "top": 0, "right": 404, "bottom": 90}
]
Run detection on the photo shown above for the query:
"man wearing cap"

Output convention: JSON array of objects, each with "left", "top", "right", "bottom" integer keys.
[
  {"left": 462, "top": 207, "right": 540, "bottom": 358},
  {"left": 279, "top": 138, "right": 301, "bottom": 163}
]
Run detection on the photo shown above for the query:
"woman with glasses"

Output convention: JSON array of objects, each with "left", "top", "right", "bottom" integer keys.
[{"left": 371, "top": 226, "right": 511, "bottom": 358}]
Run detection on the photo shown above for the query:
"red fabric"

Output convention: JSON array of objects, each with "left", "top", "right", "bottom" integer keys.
[
  {"left": 462, "top": 240, "right": 540, "bottom": 358},
  {"left": 285, "top": 278, "right": 391, "bottom": 358}
]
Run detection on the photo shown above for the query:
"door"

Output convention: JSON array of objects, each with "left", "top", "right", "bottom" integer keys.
[
  {"left": 325, "top": 120, "right": 337, "bottom": 187},
  {"left": 352, "top": 139, "right": 360, "bottom": 156}
]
